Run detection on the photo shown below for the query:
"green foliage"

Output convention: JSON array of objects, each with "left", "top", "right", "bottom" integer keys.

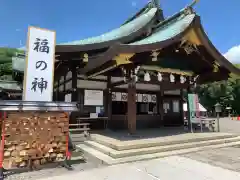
[
  {"left": 197, "top": 64, "right": 240, "bottom": 114},
  {"left": 0, "top": 47, "right": 23, "bottom": 75}
]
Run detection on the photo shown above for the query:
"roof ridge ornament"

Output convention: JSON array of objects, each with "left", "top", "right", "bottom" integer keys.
[
  {"left": 151, "top": 0, "right": 160, "bottom": 8},
  {"left": 183, "top": 0, "right": 199, "bottom": 15},
  {"left": 188, "top": 0, "right": 199, "bottom": 8}
]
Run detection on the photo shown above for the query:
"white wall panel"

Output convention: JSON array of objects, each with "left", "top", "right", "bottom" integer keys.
[
  {"left": 77, "top": 80, "right": 107, "bottom": 89},
  {"left": 117, "top": 83, "right": 160, "bottom": 91},
  {"left": 164, "top": 90, "right": 180, "bottom": 95}
]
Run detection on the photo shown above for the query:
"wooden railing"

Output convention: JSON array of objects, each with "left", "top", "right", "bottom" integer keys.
[{"left": 69, "top": 123, "right": 90, "bottom": 137}]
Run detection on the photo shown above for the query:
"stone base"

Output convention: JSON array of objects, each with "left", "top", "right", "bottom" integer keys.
[{"left": 78, "top": 132, "right": 240, "bottom": 165}]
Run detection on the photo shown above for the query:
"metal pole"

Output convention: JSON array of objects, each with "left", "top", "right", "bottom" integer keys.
[{"left": 217, "top": 112, "right": 220, "bottom": 132}]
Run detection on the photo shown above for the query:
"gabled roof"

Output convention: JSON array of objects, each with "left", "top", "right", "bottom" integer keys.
[
  {"left": 19, "top": 0, "right": 161, "bottom": 52},
  {"left": 80, "top": 5, "right": 240, "bottom": 79},
  {"left": 123, "top": 13, "right": 195, "bottom": 47},
  {"left": 80, "top": 8, "right": 197, "bottom": 75},
  {"left": 11, "top": 0, "right": 240, "bottom": 82},
  {"left": 56, "top": 7, "right": 158, "bottom": 52},
  {"left": 122, "top": 0, "right": 164, "bottom": 25},
  {"left": 0, "top": 80, "right": 22, "bottom": 91}
]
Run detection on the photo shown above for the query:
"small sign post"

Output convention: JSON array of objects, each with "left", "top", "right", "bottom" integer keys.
[{"left": 23, "top": 26, "right": 56, "bottom": 101}]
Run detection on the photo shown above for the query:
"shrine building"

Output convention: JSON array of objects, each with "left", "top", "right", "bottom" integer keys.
[{"left": 9, "top": 0, "right": 240, "bottom": 134}]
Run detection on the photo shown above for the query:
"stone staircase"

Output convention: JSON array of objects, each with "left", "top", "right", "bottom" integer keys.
[{"left": 77, "top": 133, "right": 240, "bottom": 165}]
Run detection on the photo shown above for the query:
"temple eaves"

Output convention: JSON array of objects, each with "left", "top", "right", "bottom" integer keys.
[
  {"left": 79, "top": 3, "right": 240, "bottom": 78},
  {"left": 58, "top": 7, "right": 157, "bottom": 47},
  {"left": 12, "top": 0, "right": 240, "bottom": 78}
]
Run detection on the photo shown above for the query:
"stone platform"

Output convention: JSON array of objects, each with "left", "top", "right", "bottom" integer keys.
[{"left": 77, "top": 129, "right": 240, "bottom": 165}]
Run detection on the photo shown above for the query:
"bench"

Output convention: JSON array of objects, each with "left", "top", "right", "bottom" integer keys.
[
  {"left": 69, "top": 123, "right": 90, "bottom": 137},
  {"left": 76, "top": 117, "right": 108, "bottom": 129}
]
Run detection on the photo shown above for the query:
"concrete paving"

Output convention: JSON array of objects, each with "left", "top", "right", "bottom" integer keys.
[
  {"left": 183, "top": 145, "right": 240, "bottom": 172},
  {"left": 218, "top": 117, "right": 240, "bottom": 134},
  {"left": 38, "top": 156, "right": 240, "bottom": 180},
  {"left": 6, "top": 117, "right": 240, "bottom": 180}
]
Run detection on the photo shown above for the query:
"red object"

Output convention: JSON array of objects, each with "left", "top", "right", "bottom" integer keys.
[
  {"left": 66, "top": 151, "right": 71, "bottom": 159},
  {"left": 66, "top": 134, "right": 69, "bottom": 157},
  {"left": 237, "top": 116, "right": 240, "bottom": 120},
  {"left": 0, "top": 112, "right": 6, "bottom": 168}
]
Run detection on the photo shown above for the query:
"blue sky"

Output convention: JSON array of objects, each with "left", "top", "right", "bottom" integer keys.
[{"left": 0, "top": 0, "right": 240, "bottom": 62}]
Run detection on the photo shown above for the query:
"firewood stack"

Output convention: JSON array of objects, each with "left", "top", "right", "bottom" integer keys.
[{"left": 2, "top": 112, "right": 69, "bottom": 169}]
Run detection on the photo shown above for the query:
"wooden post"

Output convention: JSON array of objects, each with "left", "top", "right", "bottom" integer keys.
[
  {"left": 105, "top": 76, "right": 112, "bottom": 129},
  {"left": 180, "top": 89, "right": 185, "bottom": 125},
  {"left": 71, "top": 64, "right": 78, "bottom": 102},
  {"left": 127, "top": 82, "right": 136, "bottom": 134},
  {"left": 56, "top": 78, "right": 60, "bottom": 100},
  {"left": 63, "top": 72, "right": 66, "bottom": 92},
  {"left": 187, "top": 86, "right": 192, "bottom": 131},
  {"left": 157, "top": 89, "right": 164, "bottom": 123}
]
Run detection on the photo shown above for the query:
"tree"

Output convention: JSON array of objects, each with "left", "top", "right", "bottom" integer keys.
[
  {"left": 197, "top": 64, "right": 240, "bottom": 115},
  {"left": 0, "top": 47, "right": 23, "bottom": 78}
]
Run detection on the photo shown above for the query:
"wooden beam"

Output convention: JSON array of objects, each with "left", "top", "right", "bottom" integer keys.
[
  {"left": 77, "top": 76, "right": 107, "bottom": 82},
  {"left": 54, "top": 78, "right": 72, "bottom": 89},
  {"left": 110, "top": 80, "right": 126, "bottom": 88}
]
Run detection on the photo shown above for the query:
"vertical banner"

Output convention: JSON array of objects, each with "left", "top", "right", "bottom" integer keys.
[
  {"left": 194, "top": 94, "right": 200, "bottom": 118},
  {"left": 188, "top": 94, "right": 195, "bottom": 122},
  {"left": 188, "top": 93, "right": 202, "bottom": 132},
  {"left": 23, "top": 26, "right": 56, "bottom": 101}
]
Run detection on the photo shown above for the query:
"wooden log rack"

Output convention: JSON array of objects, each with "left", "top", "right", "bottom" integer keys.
[{"left": 0, "top": 101, "right": 78, "bottom": 172}]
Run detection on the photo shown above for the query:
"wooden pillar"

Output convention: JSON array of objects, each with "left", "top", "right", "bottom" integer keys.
[
  {"left": 157, "top": 89, "right": 164, "bottom": 123},
  {"left": 71, "top": 65, "right": 78, "bottom": 102},
  {"left": 186, "top": 86, "right": 192, "bottom": 130},
  {"left": 127, "top": 82, "right": 136, "bottom": 134},
  {"left": 56, "top": 78, "right": 60, "bottom": 101},
  {"left": 180, "top": 89, "right": 184, "bottom": 125},
  {"left": 63, "top": 71, "right": 66, "bottom": 92},
  {"left": 105, "top": 76, "right": 112, "bottom": 129}
]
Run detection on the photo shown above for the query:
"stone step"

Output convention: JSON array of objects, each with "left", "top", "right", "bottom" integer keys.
[
  {"left": 85, "top": 136, "right": 240, "bottom": 158},
  {"left": 77, "top": 140, "right": 240, "bottom": 165},
  {"left": 71, "top": 133, "right": 88, "bottom": 143},
  {"left": 90, "top": 133, "right": 237, "bottom": 150}
]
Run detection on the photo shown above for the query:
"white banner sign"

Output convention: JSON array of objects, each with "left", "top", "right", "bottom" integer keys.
[
  {"left": 84, "top": 90, "right": 103, "bottom": 106},
  {"left": 23, "top": 26, "right": 56, "bottom": 101}
]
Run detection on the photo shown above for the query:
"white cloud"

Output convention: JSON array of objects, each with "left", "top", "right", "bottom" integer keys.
[{"left": 224, "top": 45, "right": 240, "bottom": 64}]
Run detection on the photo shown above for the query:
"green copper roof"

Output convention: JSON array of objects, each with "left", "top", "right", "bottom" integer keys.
[
  {"left": 0, "top": 80, "right": 22, "bottom": 91},
  {"left": 12, "top": 55, "right": 25, "bottom": 72},
  {"left": 129, "top": 13, "right": 195, "bottom": 45},
  {"left": 60, "top": 8, "right": 157, "bottom": 45},
  {"left": 122, "top": 2, "right": 152, "bottom": 25}
]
